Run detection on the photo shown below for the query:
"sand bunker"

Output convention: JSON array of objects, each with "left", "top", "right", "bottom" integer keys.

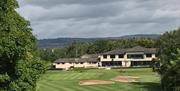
[
  {"left": 111, "top": 76, "right": 139, "bottom": 82},
  {"left": 79, "top": 80, "right": 115, "bottom": 86}
]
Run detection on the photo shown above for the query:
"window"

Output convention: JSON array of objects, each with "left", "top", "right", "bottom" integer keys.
[
  {"left": 80, "top": 62, "right": 84, "bottom": 64},
  {"left": 110, "top": 55, "right": 115, "bottom": 58},
  {"left": 62, "top": 62, "right": 65, "bottom": 64},
  {"left": 146, "top": 54, "right": 152, "bottom": 58},
  {"left": 92, "top": 62, "right": 97, "bottom": 64},
  {"left": 103, "top": 55, "right": 107, "bottom": 59},
  {"left": 57, "top": 62, "right": 60, "bottom": 64},
  {"left": 127, "top": 54, "right": 144, "bottom": 59},
  {"left": 118, "top": 54, "right": 124, "bottom": 58},
  {"left": 155, "top": 54, "right": 158, "bottom": 57}
]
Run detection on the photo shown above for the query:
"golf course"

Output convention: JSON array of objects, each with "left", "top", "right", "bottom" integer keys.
[{"left": 37, "top": 68, "right": 161, "bottom": 91}]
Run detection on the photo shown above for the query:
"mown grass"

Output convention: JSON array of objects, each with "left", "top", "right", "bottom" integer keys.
[{"left": 37, "top": 68, "right": 161, "bottom": 91}]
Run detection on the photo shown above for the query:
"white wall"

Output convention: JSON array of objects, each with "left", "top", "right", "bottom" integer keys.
[
  {"left": 100, "top": 55, "right": 124, "bottom": 61},
  {"left": 100, "top": 53, "right": 156, "bottom": 62},
  {"left": 53, "top": 62, "right": 98, "bottom": 69},
  {"left": 122, "top": 61, "right": 131, "bottom": 67}
]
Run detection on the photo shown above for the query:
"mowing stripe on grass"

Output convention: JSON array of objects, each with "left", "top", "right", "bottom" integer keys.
[
  {"left": 61, "top": 74, "right": 71, "bottom": 80},
  {"left": 76, "top": 73, "right": 90, "bottom": 79},
  {"left": 86, "top": 86, "right": 111, "bottom": 91},
  {"left": 71, "top": 86, "right": 93, "bottom": 91},
  {"left": 39, "top": 83, "right": 65, "bottom": 91},
  {"left": 70, "top": 73, "right": 83, "bottom": 80},
  {"left": 49, "top": 72, "right": 103, "bottom": 80},
  {"left": 81, "top": 73, "right": 99, "bottom": 79},
  {"left": 38, "top": 68, "right": 161, "bottom": 91},
  {"left": 63, "top": 73, "right": 77, "bottom": 80},
  {"left": 43, "top": 82, "right": 77, "bottom": 91},
  {"left": 42, "top": 83, "right": 65, "bottom": 91},
  {"left": 71, "top": 73, "right": 83, "bottom": 80},
  {"left": 48, "top": 81, "right": 112, "bottom": 91},
  {"left": 38, "top": 83, "right": 60, "bottom": 91},
  {"left": 60, "top": 73, "right": 74, "bottom": 79},
  {"left": 96, "top": 85, "right": 116, "bottom": 91}
]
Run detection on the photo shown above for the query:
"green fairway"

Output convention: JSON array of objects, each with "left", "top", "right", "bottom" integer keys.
[{"left": 37, "top": 68, "right": 161, "bottom": 91}]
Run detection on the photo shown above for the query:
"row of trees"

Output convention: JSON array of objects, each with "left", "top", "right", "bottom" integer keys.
[
  {"left": 38, "top": 42, "right": 90, "bottom": 62},
  {"left": 39, "top": 38, "right": 156, "bottom": 62},
  {"left": 156, "top": 28, "right": 180, "bottom": 91}
]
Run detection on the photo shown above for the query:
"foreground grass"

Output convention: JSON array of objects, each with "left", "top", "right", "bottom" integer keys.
[{"left": 37, "top": 68, "right": 161, "bottom": 91}]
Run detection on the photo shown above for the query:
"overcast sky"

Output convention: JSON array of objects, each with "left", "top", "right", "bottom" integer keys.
[{"left": 17, "top": 0, "right": 180, "bottom": 39}]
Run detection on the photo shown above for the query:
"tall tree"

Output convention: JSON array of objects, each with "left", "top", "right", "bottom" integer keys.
[
  {"left": 161, "top": 48, "right": 180, "bottom": 91},
  {"left": 0, "top": 0, "right": 46, "bottom": 91},
  {"left": 64, "top": 41, "right": 89, "bottom": 58},
  {"left": 156, "top": 28, "right": 180, "bottom": 90}
]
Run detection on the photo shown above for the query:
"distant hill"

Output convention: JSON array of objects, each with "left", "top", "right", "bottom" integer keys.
[
  {"left": 38, "top": 34, "right": 160, "bottom": 48},
  {"left": 38, "top": 38, "right": 98, "bottom": 48},
  {"left": 112, "top": 34, "right": 161, "bottom": 39}
]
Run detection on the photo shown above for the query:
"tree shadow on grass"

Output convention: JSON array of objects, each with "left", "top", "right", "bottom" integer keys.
[{"left": 132, "top": 82, "right": 162, "bottom": 91}]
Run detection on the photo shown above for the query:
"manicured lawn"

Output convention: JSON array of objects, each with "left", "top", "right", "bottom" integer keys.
[{"left": 37, "top": 68, "right": 161, "bottom": 91}]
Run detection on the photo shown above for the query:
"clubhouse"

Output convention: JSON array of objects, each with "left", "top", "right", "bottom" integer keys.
[
  {"left": 99, "top": 46, "right": 157, "bottom": 67},
  {"left": 53, "top": 46, "right": 157, "bottom": 69},
  {"left": 53, "top": 54, "right": 99, "bottom": 70}
]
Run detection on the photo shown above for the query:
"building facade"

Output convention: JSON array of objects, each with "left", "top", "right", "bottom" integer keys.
[
  {"left": 53, "top": 46, "right": 157, "bottom": 69},
  {"left": 53, "top": 54, "right": 99, "bottom": 70},
  {"left": 99, "top": 46, "right": 157, "bottom": 67}
]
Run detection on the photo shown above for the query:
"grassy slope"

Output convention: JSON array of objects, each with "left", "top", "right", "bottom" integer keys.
[{"left": 37, "top": 68, "right": 161, "bottom": 91}]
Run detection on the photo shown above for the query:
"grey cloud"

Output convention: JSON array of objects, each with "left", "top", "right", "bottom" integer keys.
[
  {"left": 37, "top": 3, "right": 121, "bottom": 21},
  {"left": 17, "top": 0, "right": 180, "bottom": 39},
  {"left": 18, "top": 0, "right": 121, "bottom": 8},
  {"left": 17, "top": 2, "right": 123, "bottom": 21}
]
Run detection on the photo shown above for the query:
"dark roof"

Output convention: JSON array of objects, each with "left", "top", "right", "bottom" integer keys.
[
  {"left": 54, "top": 58, "right": 98, "bottom": 63},
  {"left": 79, "top": 58, "right": 99, "bottom": 62},
  {"left": 102, "top": 46, "right": 156, "bottom": 55},
  {"left": 81, "top": 54, "right": 99, "bottom": 58},
  {"left": 101, "top": 49, "right": 126, "bottom": 55},
  {"left": 54, "top": 58, "right": 78, "bottom": 63}
]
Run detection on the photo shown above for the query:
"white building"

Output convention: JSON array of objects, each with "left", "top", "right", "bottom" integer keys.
[
  {"left": 53, "top": 54, "right": 99, "bottom": 70},
  {"left": 53, "top": 46, "right": 157, "bottom": 69},
  {"left": 99, "top": 46, "right": 157, "bottom": 67}
]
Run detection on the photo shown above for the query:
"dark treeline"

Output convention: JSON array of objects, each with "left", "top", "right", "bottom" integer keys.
[{"left": 38, "top": 38, "right": 156, "bottom": 62}]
